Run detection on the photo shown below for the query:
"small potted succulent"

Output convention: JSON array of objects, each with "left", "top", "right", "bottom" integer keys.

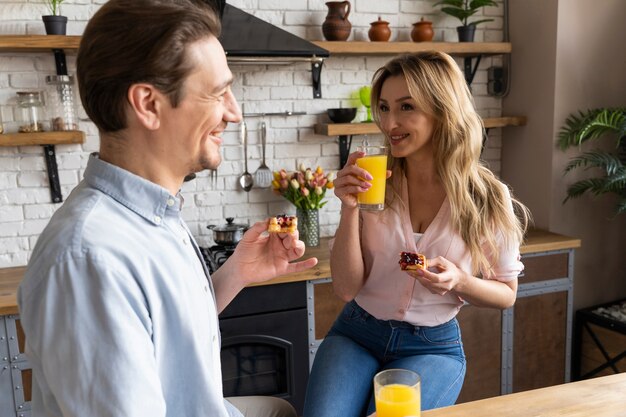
[
  {"left": 557, "top": 107, "right": 626, "bottom": 216},
  {"left": 433, "top": 0, "right": 498, "bottom": 42},
  {"left": 42, "top": 0, "right": 67, "bottom": 35}
]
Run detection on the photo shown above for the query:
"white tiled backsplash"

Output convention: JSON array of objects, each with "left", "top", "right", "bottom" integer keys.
[{"left": 0, "top": 0, "right": 505, "bottom": 267}]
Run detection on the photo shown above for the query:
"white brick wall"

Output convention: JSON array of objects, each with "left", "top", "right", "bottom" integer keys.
[{"left": 0, "top": 0, "right": 505, "bottom": 267}]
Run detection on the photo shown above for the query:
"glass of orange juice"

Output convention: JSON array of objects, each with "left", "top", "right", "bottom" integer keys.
[
  {"left": 374, "top": 369, "right": 421, "bottom": 417},
  {"left": 356, "top": 144, "right": 387, "bottom": 211}
]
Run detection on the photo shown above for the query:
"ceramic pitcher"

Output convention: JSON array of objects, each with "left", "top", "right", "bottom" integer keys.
[{"left": 322, "top": 1, "right": 352, "bottom": 41}]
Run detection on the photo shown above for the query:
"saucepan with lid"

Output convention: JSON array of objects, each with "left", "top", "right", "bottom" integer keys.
[{"left": 207, "top": 217, "right": 249, "bottom": 246}]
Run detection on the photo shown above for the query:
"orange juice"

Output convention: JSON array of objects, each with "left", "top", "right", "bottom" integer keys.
[
  {"left": 356, "top": 153, "right": 387, "bottom": 210},
  {"left": 375, "top": 383, "right": 420, "bottom": 417}
]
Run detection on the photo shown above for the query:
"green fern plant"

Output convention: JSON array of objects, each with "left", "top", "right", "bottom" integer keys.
[
  {"left": 432, "top": 0, "right": 498, "bottom": 27},
  {"left": 557, "top": 108, "right": 626, "bottom": 215}
]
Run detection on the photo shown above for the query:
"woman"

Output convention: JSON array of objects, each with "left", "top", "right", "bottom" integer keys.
[{"left": 303, "top": 51, "right": 530, "bottom": 417}]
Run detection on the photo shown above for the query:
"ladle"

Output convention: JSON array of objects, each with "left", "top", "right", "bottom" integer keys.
[{"left": 238, "top": 121, "right": 254, "bottom": 192}]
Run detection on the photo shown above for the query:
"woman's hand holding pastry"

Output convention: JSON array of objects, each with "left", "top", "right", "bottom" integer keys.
[{"left": 407, "top": 256, "right": 469, "bottom": 296}]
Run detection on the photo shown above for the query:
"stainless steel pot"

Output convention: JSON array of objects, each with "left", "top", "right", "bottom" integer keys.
[{"left": 207, "top": 217, "right": 248, "bottom": 246}]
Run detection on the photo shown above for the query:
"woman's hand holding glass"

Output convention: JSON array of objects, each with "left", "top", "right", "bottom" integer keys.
[
  {"left": 333, "top": 151, "right": 373, "bottom": 208},
  {"left": 333, "top": 150, "right": 392, "bottom": 209}
]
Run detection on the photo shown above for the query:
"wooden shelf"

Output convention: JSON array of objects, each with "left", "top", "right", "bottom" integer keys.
[
  {"left": 315, "top": 116, "right": 527, "bottom": 136},
  {"left": 0, "top": 36, "right": 512, "bottom": 56},
  {"left": 0, "top": 131, "right": 85, "bottom": 146},
  {"left": 312, "top": 41, "right": 512, "bottom": 56},
  {"left": 0, "top": 35, "right": 81, "bottom": 52}
]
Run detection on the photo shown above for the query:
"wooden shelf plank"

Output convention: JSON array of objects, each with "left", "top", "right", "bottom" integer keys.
[
  {"left": 0, "top": 131, "right": 85, "bottom": 146},
  {"left": 484, "top": 116, "right": 527, "bottom": 128},
  {"left": 0, "top": 35, "right": 81, "bottom": 52},
  {"left": 312, "top": 41, "right": 512, "bottom": 56},
  {"left": 0, "top": 37, "right": 512, "bottom": 56},
  {"left": 315, "top": 116, "right": 526, "bottom": 136}
]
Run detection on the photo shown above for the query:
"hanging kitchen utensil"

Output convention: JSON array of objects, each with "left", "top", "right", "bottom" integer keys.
[
  {"left": 238, "top": 120, "right": 254, "bottom": 192},
  {"left": 254, "top": 121, "right": 273, "bottom": 188}
]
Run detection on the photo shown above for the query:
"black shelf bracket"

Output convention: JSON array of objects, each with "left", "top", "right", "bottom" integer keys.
[
  {"left": 463, "top": 55, "right": 483, "bottom": 86},
  {"left": 42, "top": 48, "right": 69, "bottom": 203},
  {"left": 311, "top": 59, "right": 323, "bottom": 99},
  {"left": 53, "top": 49, "right": 68, "bottom": 76},
  {"left": 338, "top": 134, "right": 353, "bottom": 168},
  {"left": 43, "top": 145, "right": 63, "bottom": 203}
]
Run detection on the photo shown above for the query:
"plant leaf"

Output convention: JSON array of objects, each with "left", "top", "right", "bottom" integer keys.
[
  {"left": 557, "top": 108, "right": 626, "bottom": 150},
  {"left": 468, "top": 18, "right": 494, "bottom": 26},
  {"left": 563, "top": 150, "right": 623, "bottom": 175}
]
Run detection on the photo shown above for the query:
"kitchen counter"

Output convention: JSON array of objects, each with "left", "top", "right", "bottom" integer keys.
[{"left": 0, "top": 229, "right": 580, "bottom": 315}]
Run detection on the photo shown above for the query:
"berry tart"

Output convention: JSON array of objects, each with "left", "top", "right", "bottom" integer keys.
[{"left": 268, "top": 215, "right": 298, "bottom": 233}]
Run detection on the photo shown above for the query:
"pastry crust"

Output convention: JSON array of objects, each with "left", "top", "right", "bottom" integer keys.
[
  {"left": 399, "top": 251, "right": 427, "bottom": 271},
  {"left": 268, "top": 215, "right": 298, "bottom": 233}
]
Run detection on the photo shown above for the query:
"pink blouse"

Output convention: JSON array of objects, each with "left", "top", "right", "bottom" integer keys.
[{"left": 331, "top": 174, "right": 524, "bottom": 327}]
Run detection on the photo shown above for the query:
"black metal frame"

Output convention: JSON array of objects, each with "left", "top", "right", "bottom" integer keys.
[{"left": 572, "top": 298, "right": 626, "bottom": 380}]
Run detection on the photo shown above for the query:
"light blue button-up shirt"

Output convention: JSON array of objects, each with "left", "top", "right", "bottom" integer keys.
[{"left": 18, "top": 154, "right": 241, "bottom": 417}]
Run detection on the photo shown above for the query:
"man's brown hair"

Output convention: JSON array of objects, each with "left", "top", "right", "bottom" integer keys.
[{"left": 77, "top": 0, "right": 222, "bottom": 133}]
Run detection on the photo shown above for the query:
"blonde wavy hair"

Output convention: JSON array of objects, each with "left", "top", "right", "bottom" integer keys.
[{"left": 371, "top": 51, "right": 531, "bottom": 276}]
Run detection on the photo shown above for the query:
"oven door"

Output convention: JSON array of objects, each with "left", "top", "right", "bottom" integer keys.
[{"left": 220, "top": 307, "right": 309, "bottom": 414}]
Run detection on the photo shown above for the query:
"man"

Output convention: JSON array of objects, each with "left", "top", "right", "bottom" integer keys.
[{"left": 17, "top": 1, "right": 317, "bottom": 416}]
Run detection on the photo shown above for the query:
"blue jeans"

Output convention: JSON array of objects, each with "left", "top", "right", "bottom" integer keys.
[{"left": 303, "top": 300, "right": 466, "bottom": 417}]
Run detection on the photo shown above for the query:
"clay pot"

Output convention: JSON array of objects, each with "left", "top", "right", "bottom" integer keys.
[
  {"left": 411, "top": 17, "right": 434, "bottom": 42},
  {"left": 322, "top": 1, "right": 352, "bottom": 41},
  {"left": 368, "top": 16, "right": 391, "bottom": 42}
]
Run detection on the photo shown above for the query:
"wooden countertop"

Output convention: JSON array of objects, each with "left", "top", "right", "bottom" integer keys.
[
  {"left": 0, "top": 229, "right": 580, "bottom": 316},
  {"left": 423, "top": 372, "right": 626, "bottom": 416}
]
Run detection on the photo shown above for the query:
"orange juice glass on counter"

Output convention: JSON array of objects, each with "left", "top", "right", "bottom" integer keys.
[
  {"left": 374, "top": 369, "right": 421, "bottom": 417},
  {"left": 356, "top": 145, "right": 387, "bottom": 211}
]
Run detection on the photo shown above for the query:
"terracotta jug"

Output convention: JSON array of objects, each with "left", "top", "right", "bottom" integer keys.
[
  {"left": 368, "top": 16, "right": 391, "bottom": 42},
  {"left": 411, "top": 17, "right": 434, "bottom": 42},
  {"left": 322, "top": 1, "right": 352, "bottom": 41}
]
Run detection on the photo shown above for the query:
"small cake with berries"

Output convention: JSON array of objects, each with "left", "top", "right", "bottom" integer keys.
[
  {"left": 268, "top": 215, "right": 298, "bottom": 233},
  {"left": 399, "top": 251, "right": 427, "bottom": 271}
]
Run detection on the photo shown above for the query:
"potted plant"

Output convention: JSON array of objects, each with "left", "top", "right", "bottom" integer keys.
[
  {"left": 557, "top": 107, "right": 626, "bottom": 216},
  {"left": 433, "top": 0, "right": 498, "bottom": 42},
  {"left": 42, "top": 0, "right": 67, "bottom": 35}
]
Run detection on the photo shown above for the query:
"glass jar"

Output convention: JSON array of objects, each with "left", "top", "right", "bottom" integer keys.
[
  {"left": 17, "top": 91, "right": 45, "bottom": 133},
  {"left": 45, "top": 75, "right": 79, "bottom": 131}
]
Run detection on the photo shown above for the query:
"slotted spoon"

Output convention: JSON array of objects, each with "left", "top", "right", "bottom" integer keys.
[{"left": 254, "top": 121, "right": 273, "bottom": 188}]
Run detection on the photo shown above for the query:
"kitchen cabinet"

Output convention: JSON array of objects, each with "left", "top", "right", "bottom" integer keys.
[
  {"left": 0, "top": 315, "right": 31, "bottom": 417},
  {"left": 306, "top": 231, "right": 581, "bottom": 404}
]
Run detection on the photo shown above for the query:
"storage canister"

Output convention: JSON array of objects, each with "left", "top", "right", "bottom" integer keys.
[
  {"left": 17, "top": 91, "right": 45, "bottom": 133},
  {"left": 45, "top": 75, "right": 79, "bottom": 131}
]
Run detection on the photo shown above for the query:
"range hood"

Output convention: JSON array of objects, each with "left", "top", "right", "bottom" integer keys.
[{"left": 216, "top": 2, "right": 329, "bottom": 98}]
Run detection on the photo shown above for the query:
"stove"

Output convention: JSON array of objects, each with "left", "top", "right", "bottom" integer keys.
[
  {"left": 198, "top": 243, "right": 309, "bottom": 415},
  {"left": 199, "top": 245, "right": 235, "bottom": 274}
]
